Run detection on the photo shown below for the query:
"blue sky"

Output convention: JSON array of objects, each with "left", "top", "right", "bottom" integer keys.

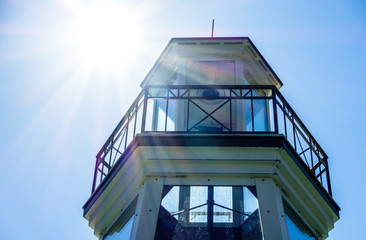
[{"left": 0, "top": 0, "right": 365, "bottom": 239}]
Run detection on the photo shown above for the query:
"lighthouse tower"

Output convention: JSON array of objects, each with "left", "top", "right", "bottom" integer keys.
[{"left": 83, "top": 37, "right": 339, "bottom": 240}]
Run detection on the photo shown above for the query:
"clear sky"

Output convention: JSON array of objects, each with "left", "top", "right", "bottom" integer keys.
[{"left": 0, "top": 0, "right": 365, "bottom": 239}]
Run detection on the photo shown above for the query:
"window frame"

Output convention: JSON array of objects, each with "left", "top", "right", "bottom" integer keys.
[{"left": 102, "top": 197, "right": 138, "bottom": 240}]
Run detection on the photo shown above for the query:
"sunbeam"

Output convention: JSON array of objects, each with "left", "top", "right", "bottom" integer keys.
[{"left": 58, "top": 1, "right": 146, "bottom": 75}]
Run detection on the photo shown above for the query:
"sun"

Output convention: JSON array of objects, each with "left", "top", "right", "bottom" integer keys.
[{"left": 61, "top": 1, "right": 145, "bottom": 74}]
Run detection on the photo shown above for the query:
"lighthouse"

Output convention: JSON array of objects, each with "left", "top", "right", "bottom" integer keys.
[{"left": 82, "top": 37, "right": 340, "bottom": 240}]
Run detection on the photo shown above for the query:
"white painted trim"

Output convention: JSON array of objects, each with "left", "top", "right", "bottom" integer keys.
[
  {"left": 85, "top": 145, "right": 338, "bottom": 239},
  {"left": 256, "top": 178, "right": 289, "bottom": 240},
  {"left": 163, "top": 177, "right": 256, "bottom": 186},
  {"left": 100, "top": 196, "right": 138, "bottom": 240},
  {"left": 130, "top": 177, "right": 164, "bottom": 240}
]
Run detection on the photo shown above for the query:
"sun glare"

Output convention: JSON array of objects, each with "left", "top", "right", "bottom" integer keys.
[{"left": 63, "top": 1, "right": 144, "bottom": 74}]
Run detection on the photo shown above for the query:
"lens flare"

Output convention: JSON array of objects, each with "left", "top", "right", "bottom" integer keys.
[{"left": 61, "top": 1, "right": 145, "bottom": 74}]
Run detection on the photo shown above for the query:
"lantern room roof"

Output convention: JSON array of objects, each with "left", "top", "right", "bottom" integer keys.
[{"left": 141, "top": 37, "right": 283, "bottom": 88}]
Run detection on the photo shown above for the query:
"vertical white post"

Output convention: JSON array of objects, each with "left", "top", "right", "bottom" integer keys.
[
  {"left": 256, "top": 178, "right": 289, "bottom": 240},
  {"left": 130, "top": 177, "right": 164, "bottom": 240}
]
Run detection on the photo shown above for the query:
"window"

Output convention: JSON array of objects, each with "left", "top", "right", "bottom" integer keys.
[
  {"left": 103, "top": 198, "right": 137, "bottom": 240},
  {"left": 155, "top": 186, "right": 262, "bottom": 240},
  {"left": 186, "top": 60, "right": 236, "bottom": 85},
  {"left": 283, "top": 200, "right": 317, "bottom": 240}
]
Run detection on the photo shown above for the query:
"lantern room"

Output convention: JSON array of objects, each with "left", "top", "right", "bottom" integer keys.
[{"left": 83, "top": 37, "right": 339, "bottom": 240}]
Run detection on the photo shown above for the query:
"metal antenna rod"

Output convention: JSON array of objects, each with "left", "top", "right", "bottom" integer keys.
[{"left": 211, "top": 19, "right": 215, "bottom": 38}]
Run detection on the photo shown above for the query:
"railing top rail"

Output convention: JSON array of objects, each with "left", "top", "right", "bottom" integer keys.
[
  {"left": 98, "top": 85, "right": 277, "bottom": 157},
  {"left": 143, "top": 84, "right": 277, "bottom": 90}
]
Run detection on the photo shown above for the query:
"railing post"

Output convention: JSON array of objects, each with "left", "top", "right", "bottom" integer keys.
[
  {"left": 165, "top": 86, "right": 169, "bottom": 132},
  {"left": 229, "top": 88, "right": 232, "bottom": 132},
  {"left": 272, "top": 87, "right": 279, "bottom": 133},
  {"left": 141, "top": 87, "right": 148, "bottom": 133},
  {"left": 133, "top": 105, "right": 138, "bottom": 137},
  {"left": 91, "top": 158, "right": 98, "bottom": 194},
  {"left": 207, "top": 186, "right": 214, "bottom": 240},
  {"left": 325, "top": 157, "right": 333, "bottom": 196},
  {"left": 92, "top": 150, "right": 103, "bottom": 194}
]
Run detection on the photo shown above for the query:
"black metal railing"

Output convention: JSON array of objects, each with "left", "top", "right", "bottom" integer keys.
[{"left": 91, "top": 85, "right": 332, "bottom": 197}]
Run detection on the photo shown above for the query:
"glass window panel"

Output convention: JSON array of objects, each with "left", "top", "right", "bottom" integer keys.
[
  {"left": 189, "top": 186, "right": 208, "bottom": 223},
  {"left": 188, "top": 100, "right": 209, "bottom": 131},
  {"left": 214, "top": 187, "right": 233, "bottom": 223},
  {"left": 155, "top": 186, "right": 262, "bottom": 240},
  {"left": 154, "top": 99, "right": 167, "bottom": 131},
  {"left": 284, "top": 200, "right": 317, "bottom": 240},
  {"left": 145, "top": 99, "right": 155, "bottom": 131},
  {"left": 243, "top": 187, "right": 259, "bottom": 220},
  {"left": 148, "top": 88, "right": 167, "bottom": 97},
  {"left": 286, "top": 215, "right": 317, "bottom": 240},
  {"left": 253, "top": 99, "right": 268, "bottom": 131},
  {"left": 104, "top": 215, "right": 134, "bottom": 240},
  {"left": 210, "top": 100, "right": 230, "bottom": 131},
  {"left": 134, "top": 102, "right": 143, "bottom": 136},
  {"left": 267, "top": 99, "right": 274, "bottom": 132},
  {"left": 104, "top": 198, "right": 137, "bottom": 240},
  {"left": 161, "top": 186, "right": 180, "bottom": 220},
  {"left": 167, "top": 100, "right": 185, "bottom": 131},
  {"left": 126, "top": 115, "right": 136, "bottom": 146},
  {"left": 245, "top": 100, "right": 253, "bottom": 131},
  {"left": 186, "top": 60, "right": 236, "bottom": 85},
  {"left": 231, "top": 99, "right": 244, "bottom": 131}
]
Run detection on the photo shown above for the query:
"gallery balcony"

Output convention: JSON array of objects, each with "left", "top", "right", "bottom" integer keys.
[{"left": 89, "top": 85, "right": 333, "bottom": 202}]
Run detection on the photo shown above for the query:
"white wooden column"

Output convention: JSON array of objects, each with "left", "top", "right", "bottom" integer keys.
[
  {"left": 130, "top": 177, "right": 164, "bottom": 240},
  {"left": 256, "top": 178, "right": 289, "bottom": 240}
]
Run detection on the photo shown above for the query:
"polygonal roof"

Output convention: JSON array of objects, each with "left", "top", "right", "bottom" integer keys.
[{"left": 141, "top": 37, "right": 283, "bottom": 88}]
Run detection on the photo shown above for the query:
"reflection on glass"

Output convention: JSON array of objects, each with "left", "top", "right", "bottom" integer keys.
[
  {"left": 286, "top": 214, "right": 317, "bottom": 240},
  {"left": 150, "top": 87, "right": 272, "bottom": 133},
  {"left": 253, "top": 99, "right": 267, "bottom": 131},
  {"left": 155, "top": 186, "right": 262, "bottom": 240},
  {"left": 104, "top": 215, "right": 134, "bottom": 240},
  {"left": 161, "top": 186, "right": 180, "bottom": 220},
  {"left": 214, "top": 187, "right": 233, "bottom": 223},
  {"left": 243, "top": 187, "right": 258, "bottom": 220},
  {"left": 245, "top": 100, "right": 253, "bottom": 131},
  {"left": 167, "top": 100, "right": 178, "bottom": 131},
  {"left": 284, "top": 200, "right": 318, "bottom": 240},
  {"left": 154, "top": 100, "right": 167, "bottom": 131},
  {"left": 186, "top": 60, "right": 236, "bottom": 85},
  {"left": 190, "top": 186, "right": 208, "bottom": 222}
]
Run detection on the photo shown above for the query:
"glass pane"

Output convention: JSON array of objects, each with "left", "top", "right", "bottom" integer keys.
[
  {"left": 126, "top": 114, "right": 136, "bottom": 146},
  {"left": 284, "top": 200, "right": 317, "bottom": 240},
  {"left": 161, "top": 186, "right": 180, "bottom": 220},
  {"left": 267, "top": 99, "right": 275, "bottom": 132},
  {"left": 214, "top": 187, "right": 233, "bottom": 223},
  {"left": 241, "top": 187, "right": 261, "bottom": 240},
  {"left": 155, "top": 186, "right": 262, "bottom": 240},
  {"left": 167, "top": 99, "right": 185, "bottom": 131},
  {"left": 253, "top": 99, "right": 268, "bottom": 131},
  {"left": 186, "top": 60, "right": 236, "bottom": 85},
  {"left": 286, "top": 215, "right": 317, "bottom": 240},
  {"left": 231, "top": 99, "right": 245, "bottom": 131},
  {"left": 148, "top": 88, "right": 167, "bottom": 97},
  {"left": 188, "top": 100, "right": 206, "bottom": 131},
  {"left": 145, "top": 98, "right": 155, "bottom": 131},
  {"left": 243, "top": 187, "right": 259, "bottom": 220},
  {"left": 190, "top": 186, "right": 208, "bottom": 223},
  {"left": 245, "top": 100, "right": 253, "bottom": 131},
  {"left": 104, "top": 215, "right": 134, "bottom": 240},
  {"left": 154, "top": 99, "right": 167, "bottom": 131}
]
